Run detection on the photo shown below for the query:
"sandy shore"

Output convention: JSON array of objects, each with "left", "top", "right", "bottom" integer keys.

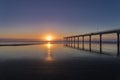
[{"left": 0, "top": 57, "right": 120, "bottom": 80}]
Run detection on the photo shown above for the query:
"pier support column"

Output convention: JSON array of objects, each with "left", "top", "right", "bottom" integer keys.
[
  {"left": 71, "top": 37, "right": 72, "bottom": 42},
  {"left": 71, "top": 37, "right": 73, "bottom": 46},
  {"left": 117, "top": 33, "right": 120, "bottom": 56},
  {"left": 77, "top": 36, "right": 79, "bottom": 42},
  {"left": 68, "top": 37, "right": 70, "bottom": 46},
  {"left": 82, "top": 36, "right": 84, "bottom": 50},
  {"left": 77, "top": 36, "right": 79, "bottom": 48},
  {"left": 100, "top": 34, "right": 102, "bottom": 53},
  {"left": 70, "top": 37, "right": 72, "bottom": 46},
  {"left": 89, "top": 35, "right": 91, "bottom": 51},
  {"left": 74, "top": 37, "right": 75, "bottom": 48},
  {"left": 74, "top": 37, "right": 75, "bottom": 43},
  {"left": 69, "top": 37, "right": 71, "bottom": 42}
]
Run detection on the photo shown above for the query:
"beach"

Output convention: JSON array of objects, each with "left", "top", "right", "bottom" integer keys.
[{"left": 0, "top": 42, "right": 120, "bottom": 80}]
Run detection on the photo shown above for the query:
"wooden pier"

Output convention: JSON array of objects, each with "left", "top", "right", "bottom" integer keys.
[{"left": 64, "top": 29, "right": 120, "bottom": 56}]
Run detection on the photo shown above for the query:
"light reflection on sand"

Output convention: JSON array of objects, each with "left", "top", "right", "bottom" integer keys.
[{"left": 45, "top": 42, "right": 54, "bottom": 61}]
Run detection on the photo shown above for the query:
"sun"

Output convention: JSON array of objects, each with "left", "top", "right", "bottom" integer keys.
[{"left": 46, "top": 36, "right": 52, "bottom": 41}]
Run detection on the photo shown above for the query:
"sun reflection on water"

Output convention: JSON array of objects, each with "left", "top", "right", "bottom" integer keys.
[{"left": 45, "top": 42, "right": 54, "bottom": 61}]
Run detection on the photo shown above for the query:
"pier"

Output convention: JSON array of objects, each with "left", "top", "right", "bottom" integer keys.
[{"left": 64, "top": 29, "right": 120, "bottom": 56}]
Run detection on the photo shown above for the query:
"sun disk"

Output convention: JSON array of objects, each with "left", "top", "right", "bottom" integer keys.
[{"left": 46, "top": 36, "right": 52, "bottom": 41}]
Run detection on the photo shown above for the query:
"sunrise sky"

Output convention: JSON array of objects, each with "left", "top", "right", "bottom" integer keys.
[{"left": 0, "top": 0, "right": 120, "bottom": 41}]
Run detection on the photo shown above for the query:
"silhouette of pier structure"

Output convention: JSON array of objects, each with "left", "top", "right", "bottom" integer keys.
[{"left": 64, "top": 29, "right": 120, "bottom": 56}]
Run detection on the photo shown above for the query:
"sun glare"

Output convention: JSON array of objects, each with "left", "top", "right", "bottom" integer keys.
[{"left": 46, "top": 36, "right": 52, "bottom": 41}]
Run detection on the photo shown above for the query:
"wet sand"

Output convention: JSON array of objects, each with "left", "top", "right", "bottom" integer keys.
[
  {"left": 0, "top": 57, "right": 120, "bottom": 80},
  {"left": 0, "top": 43, "right": 120, "bottom": 80}
]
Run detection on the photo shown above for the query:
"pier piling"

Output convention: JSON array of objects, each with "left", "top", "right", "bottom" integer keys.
[
  {"left": 117, "top": 33, "right": 120, "bottom": 56},
  {"left": 82, "top": 36, "right": 84, "bottom": 50},
  {"left": 89, "top": 35, "right": 91, "bottom": 51},
  {"left": 100, "top": 34, "right": 102, "bottom": 53}
]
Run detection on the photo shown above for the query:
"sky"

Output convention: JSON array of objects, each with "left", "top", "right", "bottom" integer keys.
[{"left": 0, "top": 0, "right": 120, "bottom": 41}]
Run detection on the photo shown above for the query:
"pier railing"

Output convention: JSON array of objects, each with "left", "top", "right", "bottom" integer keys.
[{"left": 64, "top": 29, "right": 120, "bottom": 56}]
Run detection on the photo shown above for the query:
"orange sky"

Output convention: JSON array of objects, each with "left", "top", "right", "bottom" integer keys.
[{"left": 0, "top": 32, "right": 63, "bottom": 41}]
